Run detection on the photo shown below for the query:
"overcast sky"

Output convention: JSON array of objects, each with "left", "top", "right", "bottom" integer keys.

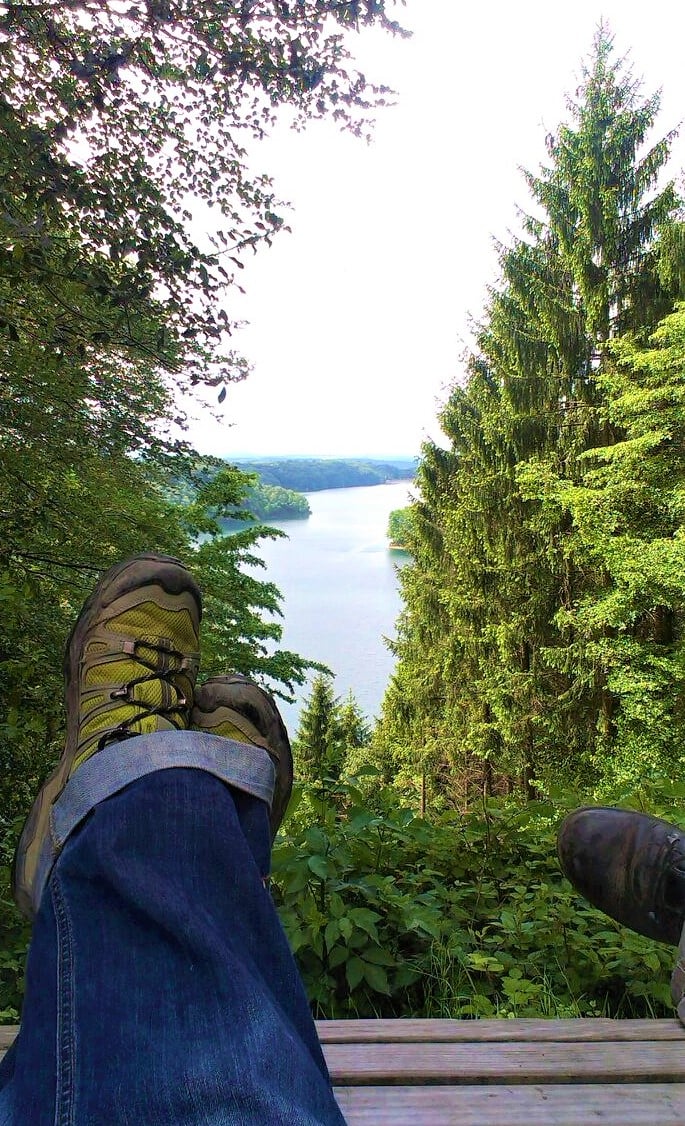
[{"left": 185, "top": 0, "right": 685, "bottom": 460}]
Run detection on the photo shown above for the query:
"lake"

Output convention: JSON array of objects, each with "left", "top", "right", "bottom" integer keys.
[{"left": 255, "top": 480, "right": 414, "bottom": 732}]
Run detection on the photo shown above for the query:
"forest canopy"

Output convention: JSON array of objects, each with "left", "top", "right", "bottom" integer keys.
[
  {"left": 0, "top": 2, "right": 405, "bottom": 1020},
  {"left": 0, "top": 1, "right": 406, "bottom": 390}
]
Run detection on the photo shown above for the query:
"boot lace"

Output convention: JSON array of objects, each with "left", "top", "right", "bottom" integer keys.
[{"left": 98, "top": 639, "right": 195, "bottom": 749}]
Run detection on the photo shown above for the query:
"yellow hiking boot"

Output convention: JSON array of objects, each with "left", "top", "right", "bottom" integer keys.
[
  {"left": 191, "top": 674, "right": 293, "bottom": 840},
  {"left": 12, "top": 553, "right": 202, "bottom": 918}
]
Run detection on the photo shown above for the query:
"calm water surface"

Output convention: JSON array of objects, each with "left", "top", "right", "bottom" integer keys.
[{"left": 256, "top": 480, "right": 413, "bottom": 731}]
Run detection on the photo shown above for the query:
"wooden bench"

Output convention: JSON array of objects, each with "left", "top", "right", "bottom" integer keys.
[
  {"left": 320, "top": 1017, "right": 685, "bottom": 1123},
  {"left": 4, "top": 1017, "right": 685, "bottom": 1123}
]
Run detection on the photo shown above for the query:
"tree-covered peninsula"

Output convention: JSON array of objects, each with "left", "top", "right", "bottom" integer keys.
[
  {"left": 245, "top": 483, "right": 311, "bottom": 521},
  {"left": 387, "top": 507, "right": 413, "bottom": 550},
  {"left": 170, "top": 456, "right": 310, "bottom": 521},
  {"left": 180, "top": 456, "right": 416, "bottom": 525}
]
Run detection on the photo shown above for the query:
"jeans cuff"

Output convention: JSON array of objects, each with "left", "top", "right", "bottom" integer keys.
[{"left": 33, "top": 730, "right": 275, "bottom": 915}]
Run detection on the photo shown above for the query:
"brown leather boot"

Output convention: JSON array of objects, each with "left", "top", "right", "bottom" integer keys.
[
  {"left": 557, "top": 806, "right": 685, "bottom": 1024},
  {"left": 557, "top": 807, "right": 685, "bottom": 945}
]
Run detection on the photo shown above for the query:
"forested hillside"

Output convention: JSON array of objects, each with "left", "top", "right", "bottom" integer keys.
[
  {"left": 244, "top": 483, "right": 311, "bottom": 521},
  {"left": 233, "top": 457, "right": 414, "bottom": 491},
  {"left": 376, "top": 29, "right": 685, "bottom": 805}
]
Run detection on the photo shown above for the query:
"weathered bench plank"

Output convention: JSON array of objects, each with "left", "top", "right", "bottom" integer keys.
[
  {"left": 322, "top": 1018, "right": 685, "bottom": 1123},
  {"left": 324, "top": 1039, "right": 685, "bottom": 1085},
  {"left": 333, "top": 1083, "right": 685, "bottom": 1125},
  {"left": 317, "top": 1017, "right": 685, "bottom": 1043}
]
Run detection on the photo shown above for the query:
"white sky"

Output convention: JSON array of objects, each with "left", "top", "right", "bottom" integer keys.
[{"left": 185, "top": 0, "right": 685, "bottom": 459}]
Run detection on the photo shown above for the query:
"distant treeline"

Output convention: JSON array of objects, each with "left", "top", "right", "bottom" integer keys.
[
  {"left": 230, "top": 458, "right": 415, "bottom": 493},
  {"left": 174, "top": 456, "right": 416, "bottom": 526}
]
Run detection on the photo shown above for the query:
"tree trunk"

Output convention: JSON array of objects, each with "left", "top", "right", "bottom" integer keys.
[{"left": 482, "top": 758, "right": 493, "bottom": 799}]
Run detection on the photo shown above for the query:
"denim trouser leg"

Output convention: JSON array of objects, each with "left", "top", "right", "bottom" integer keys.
[{"left": 0, "top": 737, "right": 344, "bottom": 1125}]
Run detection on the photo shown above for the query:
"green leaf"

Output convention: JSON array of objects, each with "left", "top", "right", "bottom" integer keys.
[
  {"left": 338, "top": 917, "right": 353, "bottom": 942},
  {"left": 284, "top": 866, "right": 310, "bottom": 895},
  {"left": 328, "top": 945, "right": 348, "bottom": 969},
  {"left": 349, "top": 907, "right": 381, "bottom": 939},
  {"left": 362, "top": 945, "right": 396, "bottom": 966},
  {"left": 363, "top": 961, "right": 390, "bottom": 994},
  {"left": 325, "top": 920, "right": 340, "bottom": 950},
  {"left": 307, "top": 855, "right": 329, "bottom": 879},
  {"left": 346, "top": 956, "right": 365, "bottom": 990},
  {"left": 392, "top": 964, "right": 421, "bottom": 987}
]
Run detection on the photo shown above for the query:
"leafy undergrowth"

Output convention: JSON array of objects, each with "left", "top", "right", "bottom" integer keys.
[
  {"left": 0, "top": 818, "right": 30, "bottom": 1023},
  {"left": 1, "top": 774, "right": 682, "bottom": 1024},
  {"left": 271, "top": 773, "right": 681, "bottom": 1020}
]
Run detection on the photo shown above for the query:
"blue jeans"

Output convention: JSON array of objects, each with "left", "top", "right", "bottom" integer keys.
[{"left": 0, "top": 733, "right": 345, "bottom": 1124}]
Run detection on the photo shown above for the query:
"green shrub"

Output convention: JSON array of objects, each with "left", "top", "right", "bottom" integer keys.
[
  {"left": 0, "top": 819, "right": 30, "bottom": 1022},
  {"left": 272, "top": 775, "right": 677, "bottom": 1019}
]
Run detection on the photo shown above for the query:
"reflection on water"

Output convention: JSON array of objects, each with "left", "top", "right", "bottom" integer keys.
[{"left": 255, "top": 480, "right": 413, "bottom": 732}]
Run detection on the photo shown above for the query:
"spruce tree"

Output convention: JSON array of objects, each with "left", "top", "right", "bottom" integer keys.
[
  {"left": 379, "top": 28, "right": 684, "bottom": 798},
  {"left": 532, "top": 303, "right": 685, "bottom": 786},
  {"left": 294, "top": 676, "right": 343, "bottom": 785},
  {"left": 338, "top": 692, "right": 371, "bottom": 750}
]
